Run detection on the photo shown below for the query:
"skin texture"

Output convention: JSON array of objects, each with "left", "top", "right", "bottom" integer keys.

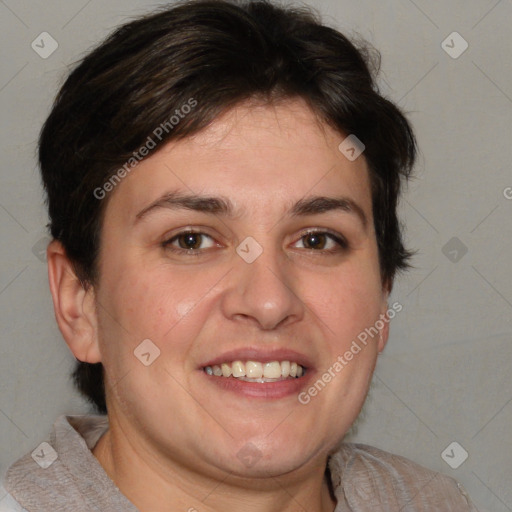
[{"left": 47, "top": 98, "right": 390, "bottom": 512}]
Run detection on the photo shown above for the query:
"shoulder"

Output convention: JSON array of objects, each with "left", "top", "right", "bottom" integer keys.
[
  {"left": 329, "top": 442, "right": 479, "bottom": 511},
  {"left": 0, "top": 487, "right": 27, "bottom": 512},
  {"left": 2, "top": 414, "right": 137, "bottom": 512}
]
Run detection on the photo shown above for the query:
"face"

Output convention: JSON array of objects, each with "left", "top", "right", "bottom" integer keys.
[{"left": 92, "top": 98, "right": 389, "bottom": 479}]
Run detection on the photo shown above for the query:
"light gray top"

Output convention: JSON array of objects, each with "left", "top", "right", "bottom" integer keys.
[{"left": 1, "top": 415, "right": 479, "bottom": 511}]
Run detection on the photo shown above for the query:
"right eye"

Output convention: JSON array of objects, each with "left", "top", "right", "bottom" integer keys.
[{"left": 162, "top": 230, "right": 218, "bottom": 255}]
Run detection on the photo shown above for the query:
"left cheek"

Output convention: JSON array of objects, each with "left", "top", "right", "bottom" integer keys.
[{"left": 318, "top": 281, "right": 382, "bottom": 333}]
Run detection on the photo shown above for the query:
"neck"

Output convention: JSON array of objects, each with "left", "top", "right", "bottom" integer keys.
[{"left": 92, "top": 419, "right": 337, "bottom": 512}]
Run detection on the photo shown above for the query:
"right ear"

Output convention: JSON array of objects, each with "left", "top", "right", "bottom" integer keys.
[{"left": 46, "top": 240, "right": 102, "bottom": 363}]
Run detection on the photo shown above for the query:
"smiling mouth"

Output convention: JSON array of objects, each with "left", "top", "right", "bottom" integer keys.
[{"left": 203, "top": 360, "right": 306, "bottom": 382}]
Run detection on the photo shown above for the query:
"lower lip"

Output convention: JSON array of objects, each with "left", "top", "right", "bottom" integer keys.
[{"left": 199, "top": 369, "right": 314, "bottom": 399}]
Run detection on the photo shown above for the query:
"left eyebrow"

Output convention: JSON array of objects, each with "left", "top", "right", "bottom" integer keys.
[
  {"left": 134, "top": 191, "right": 367, "bottom": 229},
  {"left": 290, "top": 196, "right": 368, "bottom": 229}
]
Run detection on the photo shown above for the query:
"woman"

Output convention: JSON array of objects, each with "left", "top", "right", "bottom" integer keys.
[{"left": 1, "top": 1, "right": 479, "bottom": 510}]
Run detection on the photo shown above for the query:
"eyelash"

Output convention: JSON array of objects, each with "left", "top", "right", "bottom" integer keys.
[
  {"left": 162, "top": 230, "right": 217, "bottom": 257},
  {"left": 161, "top": 229, "right": 349, "bottom": 256},
  {"left": 295, "top": 229, "right": 348, "bottom": 253}
]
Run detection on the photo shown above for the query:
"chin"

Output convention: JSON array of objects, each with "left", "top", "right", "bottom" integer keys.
[{"left": 220, "top": 435, "right": 328, "bottom": 479}]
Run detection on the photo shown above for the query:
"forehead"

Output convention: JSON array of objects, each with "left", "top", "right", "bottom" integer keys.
[{"left": 104, "top": 98, "right": 373, "bottom": 222}]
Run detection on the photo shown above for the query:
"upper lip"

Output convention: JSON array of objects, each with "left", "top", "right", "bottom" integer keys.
[{"left": 200, "top": 347, "right": 314, "bottom": 370}]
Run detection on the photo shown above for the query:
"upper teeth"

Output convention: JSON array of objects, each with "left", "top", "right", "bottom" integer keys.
[{"left": 204, "top": 360, "right": 304, "bottom": 379}]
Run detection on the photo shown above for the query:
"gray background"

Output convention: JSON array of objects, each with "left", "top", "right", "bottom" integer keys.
[{"left": 1, "top": 0, "right": 511, "bottom": 510}]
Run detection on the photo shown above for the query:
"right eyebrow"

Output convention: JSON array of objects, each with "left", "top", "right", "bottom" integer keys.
[{"left": 135, "top": 191, "right": 236, "bottom": 222}]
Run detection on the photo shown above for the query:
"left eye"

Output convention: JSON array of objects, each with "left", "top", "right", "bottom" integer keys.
[
  {"left": 165, "top": 232, "right": 216, "bottom": 251},
  {"left": 293, "top": 232, "right": 346, "bottom": 251}
]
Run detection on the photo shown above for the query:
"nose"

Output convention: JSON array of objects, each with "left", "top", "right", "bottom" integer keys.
[{"left": 220, "top": 242, "right": 305, "bottom": 330}]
